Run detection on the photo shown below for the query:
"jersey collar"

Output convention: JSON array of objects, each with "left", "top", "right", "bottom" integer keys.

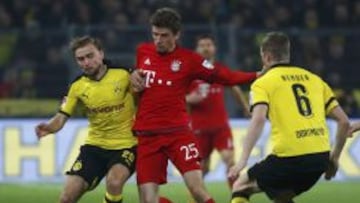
[{"left": 269, "top": 63, "right": 292, "bottom": 68}]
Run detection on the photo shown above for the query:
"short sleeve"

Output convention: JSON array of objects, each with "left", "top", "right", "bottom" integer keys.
[
  {"left": 59, "top": 84, "right": 78, "bottom": 117},
  {"left": 323, "top": 81, "right": 339, "bottom": 114},
  {"left": 249, "top": 81, "right": 269, "bottom": 112}
]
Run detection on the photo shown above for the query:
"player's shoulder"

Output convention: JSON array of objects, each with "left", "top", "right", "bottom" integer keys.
[
  {"left": 176, "top": 46, "right": 199, "bottom": 58},
  {"left": 103, "top": 59, "right": 133, "bottom": 73},
  {"left": 69, "top": 74, "right": 85, "bottom": 85},
  {"left": 66, "top": 74, "right": 85, "bottom": 91}
]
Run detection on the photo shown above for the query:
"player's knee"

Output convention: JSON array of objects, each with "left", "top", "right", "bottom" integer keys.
[
  {"left": 201, "top": 163, "right": 210, "bottom": 175},
  {"left": 221, "top": 151, "right": 235, "bottom": 168},
  {"left": 141, "top": 194, "right": 157, "bottom": 203},
  {"left": 107, "top": 178, "right": 125, "bottom": 192},
  {"left": 188, "top": 184, "right": 207, "bottom": 200}
]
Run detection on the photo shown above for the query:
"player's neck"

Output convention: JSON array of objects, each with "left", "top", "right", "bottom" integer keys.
[
  {"left": 168, "top": 44, "right": 176, "bottom": 53},
  {"left": 93, "top": 64, "right": 108, "bottom": 81},
  {"left": 267, "top": 60, "right": 290, "bottom": 68}
]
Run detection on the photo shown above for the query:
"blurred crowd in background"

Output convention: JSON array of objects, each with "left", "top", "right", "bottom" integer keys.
[{"left": 0, "top": 0, "right": 359, "bottom": 117}]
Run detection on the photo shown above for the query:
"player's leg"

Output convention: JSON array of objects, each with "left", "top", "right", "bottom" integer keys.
[
  {"left": 231, "top": 172, "right": 261, "bottom": 203},
  {"left": 104, "top": 147, "right": 136, "bottom": 203},
  {"left": 59, "top": 175, "right": 88, "bottom": 203},
  {"left": 183, "top": 170, "right": 214, "bottom": 203},
  {"left": 195, "top": 131, "right": 213, "bottom": 176},
  {"left": 214, "top": 126, "right": 235, "bottom": 187},
  {"left": 136, "top": 135, "right": 168, "bottom": 203},
  {"left": 61, "top": 145, "right": 107, "bottom": 203},
  {"left": 138, "top": 183, "right": 160, "bottom": 203},
  {"left": 167, "top": 131, "right": 215, "bottom": 203}
]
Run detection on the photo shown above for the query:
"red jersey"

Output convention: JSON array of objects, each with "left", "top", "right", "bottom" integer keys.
[
  {"left": 133, "top": 43, "right": 256, "bottom": 132},
  {"left": 188, "top": 77, "right": 228, "bottom": 130}
]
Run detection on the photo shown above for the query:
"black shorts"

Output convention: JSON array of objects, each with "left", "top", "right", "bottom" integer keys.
[
  {"left": 66, "top": 145, "right": 137, "bottom": 190},
  {"left": 248, "top": 152, "right": 329, "bottom": 199}
]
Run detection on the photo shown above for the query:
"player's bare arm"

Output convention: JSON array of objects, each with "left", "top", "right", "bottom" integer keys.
[
  {"left": 228, "top": 104, "right": 267, "bottom": 179},
  {"left": 186, "top": 91, "right": 206, "bottom": 104},
  {"left": 130, "top": 69, "right": 146, "bottom": 92},
  {"left": 35, "top": 112, "right": 68, "bottom": 139},
  {"left": 231, "top": 86, "right": 251, "bottom": 117},
  {"left": 325, "top": 106, "right": 350, "bottom": 180}
]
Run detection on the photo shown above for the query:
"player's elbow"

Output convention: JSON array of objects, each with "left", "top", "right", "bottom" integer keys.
[{"left": 338, "top": 117, "right": 350, "bottom": 132}]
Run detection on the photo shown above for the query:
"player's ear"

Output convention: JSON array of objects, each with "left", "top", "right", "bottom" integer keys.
[
  {"left": 99, "top": 50, "right": 104, "bottom": 58},
  {"left": 175, "top": 31, "right": 181, "bottom": 41}
]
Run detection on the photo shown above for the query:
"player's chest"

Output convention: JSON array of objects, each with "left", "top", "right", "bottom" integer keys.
[
  {"left": 78, "top": 78, "right": 128, "bottom": 105},
  {"left": 139, "top": 55, "right": 191, "bottom": 88}
]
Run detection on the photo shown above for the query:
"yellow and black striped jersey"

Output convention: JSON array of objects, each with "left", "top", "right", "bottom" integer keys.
[
  {"left": 60, "top": 67, "right": 137, "bottom": 150},
  {"left": 250, "top": 64, "right": 338, "bottom": 157}
]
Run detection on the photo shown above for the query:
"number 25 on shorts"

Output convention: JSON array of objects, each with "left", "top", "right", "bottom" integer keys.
[{"left": 180, "top": 143, "right": 199, "bottom": 161}]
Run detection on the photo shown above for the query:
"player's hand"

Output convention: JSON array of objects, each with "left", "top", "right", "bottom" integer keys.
[
  {"left": 130, "top": 69, "right": 146, "bottom": 92},
  {"left": 228, "top": 161, "right": 246, "bottom": 180},
  {"left": 324, "top": 156, "right": 339, "bottom": 180},
  {"left": 35, "top": 123, "right": 52, "bottom": 140},
  {"left": 347, "top": 123, "right": 359, "bottom": 138}
]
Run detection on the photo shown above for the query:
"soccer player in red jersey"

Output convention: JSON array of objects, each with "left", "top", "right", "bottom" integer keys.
[
  {"left": 130, "top": 8, "right": 261, "bottom": 203},
  {"left": 186, "top": 34, "right": 251, "bottom": 189}
]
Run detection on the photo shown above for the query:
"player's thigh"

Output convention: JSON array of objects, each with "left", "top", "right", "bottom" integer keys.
[
  {"left": 214, "top": 126, "right": 234, "bottom": 152},
  {"left": 166, "top": 132, "right": 201, "bottom": 174},
  {"left": 136, "top": 136, "right": 168, "bottom": 185},
  {"left": 60, "top": 175, "right": 88, "bottom": 201},
  {"left": 66, "top": 145, "right": 108, "bottom": 191},
  {"left": 105, "top": 147, "right": 136, "bottom": 191},
  {"left": 196, "top": 131, "right": 213, "bottom": 160},
  {"left": 183, "top": 169, "right": 207, "bottom": 194}
]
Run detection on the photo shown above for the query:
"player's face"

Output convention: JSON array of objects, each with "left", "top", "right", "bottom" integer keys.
[
  {"left": 196, "top": 38, "right": 216, "bottom": 60},
  {"left": 75, "top": 44, "right": 104, "bottom": 77},
  {"left": 152, "top": 26, "right": 179, "bottom": 53}
]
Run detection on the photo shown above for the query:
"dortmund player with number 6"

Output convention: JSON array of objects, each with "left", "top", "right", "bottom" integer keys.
[{"left": 228, "top": 32, "right": 350, "bottom": 203}]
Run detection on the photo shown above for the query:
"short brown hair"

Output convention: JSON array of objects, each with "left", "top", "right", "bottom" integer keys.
[
  {"left": 196, "top": 34, "right": 216, "bottom": 44},
  {"left": 69, "top": 36, "right": 103, "bottom": 53},
  {"left": 150, "top": 7, "right": 181, "bottom": 34},
  {"left": 261, "top": 32, "right": 290, "bottom": 61}
]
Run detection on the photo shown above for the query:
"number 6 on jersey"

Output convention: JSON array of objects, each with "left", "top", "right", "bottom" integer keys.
[{"left": 180, "top": 143, "right": 199, "bottom": 161}]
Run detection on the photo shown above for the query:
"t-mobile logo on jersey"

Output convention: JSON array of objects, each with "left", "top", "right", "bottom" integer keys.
[
  {"left": 142, "top": 70, "right": 173, "bottom": 88},
  {"left": 143, "top": 70, "right": 156, "bottom": 87}
]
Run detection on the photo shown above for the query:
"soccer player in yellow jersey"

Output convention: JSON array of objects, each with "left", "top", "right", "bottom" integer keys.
[
  {"left": 228, "top": 32, "right": 350, "bottom": 203},
  {"left": 35, "top": 36, "right": 137, "bottom": 203}
]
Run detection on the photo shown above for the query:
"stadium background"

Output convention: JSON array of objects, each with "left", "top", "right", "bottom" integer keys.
[{"left": 0, "top": 0, "right": 360, "bottom": 202}]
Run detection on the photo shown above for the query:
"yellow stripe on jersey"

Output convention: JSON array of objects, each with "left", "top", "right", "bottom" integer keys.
[
  {"left": 250, "top": 65, "right": 338, "bottom": 157},
  {"left": 60, "top": 68, "right": 137, "bottom": 150}
]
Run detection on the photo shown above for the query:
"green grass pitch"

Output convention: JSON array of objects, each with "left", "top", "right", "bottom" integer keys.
[{"left": 0, "top": 181, "right": 359, "bottom": 202}]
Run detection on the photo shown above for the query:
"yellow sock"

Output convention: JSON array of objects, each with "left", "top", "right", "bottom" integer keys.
[
  {"left": 231, "top": 197, "right": 250, "bottom": 203},
  {"left": 103, "top": 192, "right": 122, "bottom": 203}
]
